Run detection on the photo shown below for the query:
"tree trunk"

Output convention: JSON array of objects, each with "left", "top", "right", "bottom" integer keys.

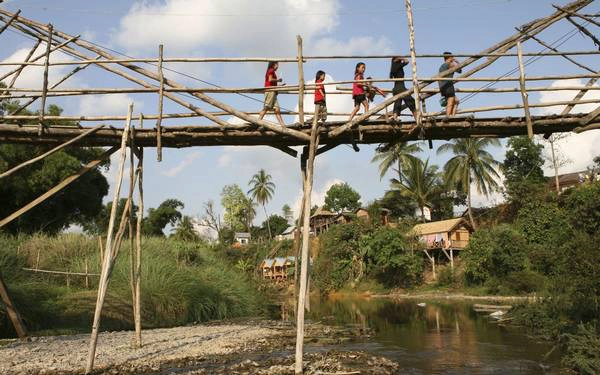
[
  {"left": 263, "top": 204, "right": 272, "bottom": 239},
  {"left": 420, "top": 206, "right": 426, "bottom": 223},
  {"left": 467, "top": 174, "right": 477, "bottom": 230}
]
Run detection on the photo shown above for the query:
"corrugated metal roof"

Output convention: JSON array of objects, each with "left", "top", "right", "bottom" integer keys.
[
  {"left": 412, "top": 218, "right": 466, "bottom": 235},
  {"left": 261, "top": 259, "right": 275, "bottom": 268},
  {"left": 235, "top": 232, "right": 251, "bottom": 238},
  {"left": 274, "top": 257, "right": 287, "bottom": 267}
]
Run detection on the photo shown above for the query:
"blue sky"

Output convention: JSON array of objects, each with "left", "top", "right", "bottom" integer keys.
[{"left": 1, "top": 0, "right": 599, "bottom": 227}]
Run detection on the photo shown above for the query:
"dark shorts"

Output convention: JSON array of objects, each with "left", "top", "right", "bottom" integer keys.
[
  {"left": 392, "top": 83, "right": 416, "bottom": 114},
  {"left": 353, "top": 94, "right": 366, "bottom": 106},
  {"left": 440, "top": 84, "right": 456, "bottom": 98}
]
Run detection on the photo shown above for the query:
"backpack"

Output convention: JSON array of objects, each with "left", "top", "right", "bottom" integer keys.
[{"left": 439, "top": 97, "right": 448, "bottom": 107}]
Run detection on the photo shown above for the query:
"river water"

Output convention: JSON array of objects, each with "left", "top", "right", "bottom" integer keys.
[{"left": 301, "top": 296, "right": 562, "bottom": 374}]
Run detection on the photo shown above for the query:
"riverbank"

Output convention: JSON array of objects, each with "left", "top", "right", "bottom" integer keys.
[
  {"left": 371, "top": 292, "right": 536, "bottom": 302},
  {"left": 0, "top": 320, "right": 399, "bottom": 374}
]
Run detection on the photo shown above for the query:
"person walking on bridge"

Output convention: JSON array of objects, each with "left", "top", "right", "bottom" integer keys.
[
  {"left": 439, "top": 52, "right": 462, "bottom": 116},
  {"left": 258, "top": 61, "right": 286, "bottom": 126},
  {"left": 389, "top": 56, "right": 417, "bottom": 123}
]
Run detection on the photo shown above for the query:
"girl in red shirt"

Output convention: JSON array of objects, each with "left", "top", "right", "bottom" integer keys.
[
  {"left": 258, "top": 61, "right": 285, "bottom": 126},
  {"left": 348, "top": 62, "right": 368, "bottom": 122},
  {"left": 314, "top": 70, "right": 327, "bottom": 123}
]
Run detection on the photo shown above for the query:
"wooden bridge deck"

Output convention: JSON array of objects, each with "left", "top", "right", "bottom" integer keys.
[{"left": 0, "top": 113, "right": 594, "bottom": 148}]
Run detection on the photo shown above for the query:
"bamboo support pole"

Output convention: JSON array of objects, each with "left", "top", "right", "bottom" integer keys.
[
  {"left": 0, "top": 9, "right": 20, "bottom": 35},
  {"left": 134, "top": 114, "right": 144, "bottom": 349},
  {"left": 561, "top": 74, "right": 600, "bottom": 115},
  {"left": 98, "top": 236, "right": 104, "bottom": 267},
  {"left": 404, "top": 0, "right": 422, "bottom": 128},
  {"left": 0, "top": 125, "right": 104, "bottom": 179},
  {"left": 85, "top": 260, "right": 90, "bottom": 288},
  {"left": 297, "top": 35, "right": 305, "bottom": 126},
  {"left": 524, "top": 32, "right": 596, "bottom": 73},
  {"left": 564, "top": 16, "right": 600, "bottom": 49},
  {"left": 86, "top": 103, "right": 133, "bottom": 374},
  {"left": 38, "top": 23, "right": 53, "bottom": 130},
  {"left": 156, "top": 45, "right": 164, "bottom": 162},
  {"left": 0, "top": 145, "right": 118, "bottom": 228},
  {"left": 517, "top": 42, "right": 534, "bottom": 138},
  {"left": 0, "top": 272, "right": 27, "bottom": 338},
  {"left": 6, "top": 39, "right": 41, "bottom": 90},
  {"left": 128, "top": 122, "right": 137, "bottom": 344},
  {"left": 294, "top": 112, "right": 320, "bottom": 375}
]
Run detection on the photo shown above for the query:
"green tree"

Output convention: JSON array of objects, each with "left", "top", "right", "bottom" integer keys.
[
  {"left": 324, "top": 182, "right": 361, "bottom": 213},
  {"left": 143, "top": 199, "right": 184, "bottom": 236},
  {"left": 221, "top": 184, "right": 254, "bottom": 232},
  {"left": 390, "top": 158, "right": 439, "bottom": 222},
  {"left": 437, "top": 138, "right": 501, "bottom": 229},
  {"left": 171, "top": 215, "right": 200, "bottom": 241},
  {"left": 562, "top": 181, "right": 600, "bottom": 236},
  {"left": 371, "top": 141, "right": 423, "bottom": 181},
  {"left": 262, "top": 214, "right": 289, "bottom": 237},
  {"left": 247, "top": 169, "right": 275, "bottom": 239},
  {"left": 379, "top": 189, "right": 416, "bottom": 219},
  {"left": 82, "top": 198, "right": 138, "bottom": 235},
  {"left": 0, "top": 102, "right": 109, "bottom": 234},
  {"left": 282, "top": 204, "right": 292, "bottom": 218}
]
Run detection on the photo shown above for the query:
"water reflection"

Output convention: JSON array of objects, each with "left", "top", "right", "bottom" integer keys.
[{"left": 299, "top": 296, "right": 562, "bottom": 374}]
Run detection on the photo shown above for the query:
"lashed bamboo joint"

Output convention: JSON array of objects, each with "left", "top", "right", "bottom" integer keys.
[{"left": 0, "top": 1, "right": 598, "bottom": 374}]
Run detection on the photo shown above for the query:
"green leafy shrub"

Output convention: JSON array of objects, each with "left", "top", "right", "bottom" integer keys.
[
  {"left": 560, "top": 324, "right": 600, "bottom": 375},
  {"left": 562, "top": 181, "right": 600, "bottom": 236}
]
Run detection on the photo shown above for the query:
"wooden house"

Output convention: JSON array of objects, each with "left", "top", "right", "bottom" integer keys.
[
  {"left": 260, "top": 256, "right": 296, "bottom": 281},
  {"left": 309, "top": 207, "right": 338, "bottom": 235},
  {"left": 234, "top": 232, "right": 251, "bottom": 246},
  {"left": 412, "top": 218, "right": 472, "bottom": 250}
]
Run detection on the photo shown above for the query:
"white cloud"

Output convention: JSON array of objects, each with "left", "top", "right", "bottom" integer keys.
[
  {"left": 292, "top": 178, "right": 344, "bottom": 218},
  {"left": 114, "top": 0, "right": 340, "bottom": 54},
  {"left": 309, "top": 36, "right": 393, "bottom": 56},
  {"left": 78, "top": 94, "right": 144, "bottom": 116},
  {"left": 161, "top": 151, "right": 202, "bottom": 177},
  {"left": 535, "top": 79, "right": 600, "bottom": 174}
]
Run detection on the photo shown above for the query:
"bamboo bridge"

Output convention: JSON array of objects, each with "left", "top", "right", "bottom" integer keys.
[{"left": 0, "top": 0, "right": 598, "bottom": 373}]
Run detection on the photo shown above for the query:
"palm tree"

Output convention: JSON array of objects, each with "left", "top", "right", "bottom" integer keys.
[
  {"left": 390, "top": 158, "right": 439, "bottom": 223},
  {"left": 248, "top": 169, "right": 276, "bottom": 238},
  {"left": 372, "top": 141, "right": 423, "bottom": 181},
  {"left": 437, "top": 138, "right": 501, "bottom": 229}
]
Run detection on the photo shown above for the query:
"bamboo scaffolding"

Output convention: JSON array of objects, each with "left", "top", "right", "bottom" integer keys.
[
  {"left": 127, "top": 121, "right": 137, "bottom": 347},
  {"left": 86, "top": 103, "right": 133, "bottom": 374},
  {"left": 517, "top": 42, "right": 534, "bottom": 138},
  {"left": 0, "top": 145, "right": 118, "bottom": 228},
  {"left": 5, "top": 15, "right": 311, "bottom": 141},
  {"left": 38, "top": 23, "right": 53, "bottom": 130},
  {"left": 0, "top": 124, "right": 104, "bottom": 179},
  {"left": 523, "top": 32, "right": 596, "bottom": 73},
  {"left": 328, "top": 0, "right": 592, "bottom": 139},
  {"left": 156, "top": 44, "right": 164, "bottom": 162},
  {"left": 561, "top": 74, "right": 600, "bottom": 116},
  {"left": 564, "top": 15, "right": 600, "bottom": 49}
]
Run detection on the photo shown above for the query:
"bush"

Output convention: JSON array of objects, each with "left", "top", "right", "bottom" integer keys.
[
  {"left": 560, "top": 324, "right": 600, "bottom": 375},
  {"left": 486, "top": 270, "right": 546, "bottom": 295},
  {"left": 562, "top": 181, "right": 600, "bottom": 236},
  {"left": 462, "top": 225, "right": 528, "bottom": 285}
]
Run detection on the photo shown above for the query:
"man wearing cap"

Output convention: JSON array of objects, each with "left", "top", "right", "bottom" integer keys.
[{"left": 439, "top": 52, "right": 462, "bottom": 116}]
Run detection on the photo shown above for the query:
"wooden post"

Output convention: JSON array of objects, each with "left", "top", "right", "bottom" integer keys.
[
  {"left": 404, "top": 0, "right": 422, "bottom": 128},
  {"left": 450, "top": 248, "right": 454, "bottom": 271},
  {"left": 297, "top": 35, "right": 305, "bottom": 126},
  {"left": 517, "top": 41, "right": 534, "bottom": 138},
  {"left": 134, "top": 114, "right": 144, "bottom": 349},
  {"left": 0, "top": 9, "right": 21, "bottom": 36},
  {"left": 39, "top": 23, "right": 53, "bottom": 132},
  {"left": 85, "top": 260, "right": 89, "bottom": 289},
  {"left": 294, "top": 112, "right": 320, "bottom": 375},
  {"left": 35, "top": 249, "right": 40, "bottom": 270},
  {"left": 0, "top": 272, "right": 27, "bottom": 338},
  {"left": 86, "top": 103, "right": 133, "bottom": 374},
  {"left": 156, "top": 44, "right": 164, "bottom": 162},
  {"left": 66, "top": 270, "right": 70, "bottom": 288},
  {"left": 128, "top": 121, "right": 137, "bottom": 344},
  {"left": 98, "top": 236, "right": 104, "bottom": 267}
]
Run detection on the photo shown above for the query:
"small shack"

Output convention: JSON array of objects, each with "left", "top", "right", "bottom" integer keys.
[
  {"left": 234, "top": 232, "right": 251, "bottom": 246},
  {"left": 309, "top": 207, "right": 338, "bottom": 235},
  {"left": 412, "top": 218, "right": 473, "bottom": 275},
  {"left": 260, "top": 256, "right": 296, "bottom": 281}
]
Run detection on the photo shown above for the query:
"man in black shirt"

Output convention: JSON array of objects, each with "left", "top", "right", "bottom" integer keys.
[{"left": 389, "top": 57, "right": 417, "bottom": 123}]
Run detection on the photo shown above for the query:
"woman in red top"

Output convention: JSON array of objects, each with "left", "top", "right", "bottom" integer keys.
[
  {"left": 348, "top": 62, "right": 368, "bottom": 122},
  {"left": 258, "top": 61, "right": 285, "bottom": 126},
  {"left": 314, "top": 70, "right": 327, "bottom": 124}
]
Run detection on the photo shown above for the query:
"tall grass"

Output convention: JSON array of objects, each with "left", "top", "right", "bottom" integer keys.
[{"left": 0, "top": 234, "right": 268, "bottom": 338}]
